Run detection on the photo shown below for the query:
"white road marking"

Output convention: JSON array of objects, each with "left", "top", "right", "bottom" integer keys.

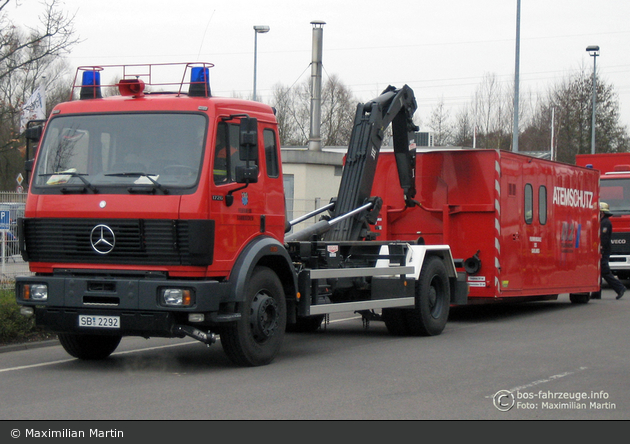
[
  {"left": 0, "top": 316, "right": 363, "bottom": 373},
  {"left": 485, "top": 367, "right": 589, "bottom": 397}
]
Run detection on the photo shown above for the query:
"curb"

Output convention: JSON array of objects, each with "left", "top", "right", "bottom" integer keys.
[{"left": 0, "top": 339, "right": 59, "bottom": 354}]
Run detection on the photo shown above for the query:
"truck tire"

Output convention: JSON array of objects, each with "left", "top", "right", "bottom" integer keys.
[
  {"left": 220, "top": 266, "right": 287, "bottom": 366},
  {"left": 58, "top": 333, "right": 122, "bottom": 360},
  {"left": 406, "top": 256, "right": 450, "bottom": 336},
  {"left": 286, "top": 315, "right": 325, "bottom": 333},
  {"left": 569, "top": 293, "right": 590, "bottom": 304},
  {"left": 382, "top": 308, "right": 410, "bottom": 335}
]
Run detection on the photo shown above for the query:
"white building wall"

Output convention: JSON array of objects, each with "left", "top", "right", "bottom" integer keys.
[{"left": 281, "top": 148, "right": 344, "bottom": 232}]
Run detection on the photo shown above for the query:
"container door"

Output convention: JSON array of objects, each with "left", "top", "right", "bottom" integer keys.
[{"left": 499, "top": 157, "right": 524, "bottom": 293}]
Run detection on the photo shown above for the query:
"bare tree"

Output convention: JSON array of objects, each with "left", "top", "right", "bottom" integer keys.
[
  {"left": 470, "top": 73, "right": 512, "bottom": 150},
  {"left": 271, "top": 75, "right": 358, "bottom": 147},
  {"left": 546, "top": 66, "right": 629, "bottom": 163},
  {"left": 320, "top": 74, "right": 356, "bottom": 146},
  {"left": 428, "top": 96, "right": 453, "bottom": 146},
  {"left": 452, "top": 105, "right": 474, "bottom": 147},
  {"left": 271, "top": 81, "right": 309, "bottom": 146},
  {"left": 1, "top": 0, "right": 79, "bottom": 130},
  {"left": 0, "top": 0, "right": 79, "bottom": 190}
]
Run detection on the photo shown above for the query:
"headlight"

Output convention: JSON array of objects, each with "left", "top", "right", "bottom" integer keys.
[
  {"left": 22, "top": 284, "right": 48, "bottom": 301},
  {"left": 160, "top": 288, "right": 194, "bottom": 307}
]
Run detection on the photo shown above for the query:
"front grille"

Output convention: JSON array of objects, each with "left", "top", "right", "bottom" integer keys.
[
  {"left": 611, "top": 232, "right": 630, "bottom": 255},
  {"left": 22, "top": 218, "right": 213, "bottom": 266}
]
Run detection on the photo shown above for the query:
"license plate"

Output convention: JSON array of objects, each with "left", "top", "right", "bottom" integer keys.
[{"left": 78, "top": 314, "right": 120, "bottom": 329}]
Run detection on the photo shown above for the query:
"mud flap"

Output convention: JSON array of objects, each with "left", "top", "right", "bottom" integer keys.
[{"left": 450, "top": 272, "right": 469, "bottom": 305}]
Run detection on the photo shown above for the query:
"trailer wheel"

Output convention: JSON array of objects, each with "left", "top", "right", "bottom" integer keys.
[
  {"left": 406, "top": 256, "right": 450, "bottom": 336},
  {"left": 569, "top": 293, "right": 590, "bottom": 304},
  {"left": 382, "top": 308, "right": 410, "bottom": 335},
  {"left": 220, "top": 266, "right": 286, "bottom": 366},
  {"left": 58, "top": 333, "right": 121, "bottom": 360}
]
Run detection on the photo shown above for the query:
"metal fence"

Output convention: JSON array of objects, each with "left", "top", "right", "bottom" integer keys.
[
  {"left": 1, "top": 192, "right": 29, "bottom": 289},
  {"left": 0, "top": 195, "right": 331, "bottom": 289}
]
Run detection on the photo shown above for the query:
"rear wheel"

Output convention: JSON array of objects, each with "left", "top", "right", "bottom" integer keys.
[
  {"left": 406, "top": 256, "right": 450, "bottom": 336},
  {"left": 382, "top": 308, "right": 410, "bottom": 335},
  {"left": 220, "top": 266, "right": 287, "bottom": 366},
  {"left": 58, "top": 333, "right": 121, "bottom": 360},
  {"left": 286, "top": 315, "right": 325, "bottom": 333}
]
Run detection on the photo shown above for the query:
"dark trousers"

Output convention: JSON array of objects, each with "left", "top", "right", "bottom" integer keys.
[{"left": 601, "top": 257, "right": 626, "bottom": 296}]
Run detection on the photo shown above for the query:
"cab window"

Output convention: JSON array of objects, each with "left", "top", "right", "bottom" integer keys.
[
  {"left": 264, "top": 129, "right": 279, "bottom": 178},
  {"left": 214, "top": 122, "right": 252, "bottom": 185}
]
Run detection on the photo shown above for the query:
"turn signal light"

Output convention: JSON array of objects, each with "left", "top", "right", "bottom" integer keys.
[{"left": 21, "top": 284, "right": 48, "bottom": 301}]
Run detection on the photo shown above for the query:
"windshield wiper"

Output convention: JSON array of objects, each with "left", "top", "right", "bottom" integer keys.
[
  {"left": 104, "top": 172, "right": 168, "bottom": 194},
  {"left": 39, "top": 172, "right": 98, "bottom": 193}
]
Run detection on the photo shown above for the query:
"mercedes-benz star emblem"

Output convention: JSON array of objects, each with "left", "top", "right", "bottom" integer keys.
[{"left": 90, "top": 224, "right": 115, "bottom": 254}]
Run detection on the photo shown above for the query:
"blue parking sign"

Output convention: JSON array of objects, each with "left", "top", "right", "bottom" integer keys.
[{"left": 0, "top": 210, "right": 9, "bottom": 230}]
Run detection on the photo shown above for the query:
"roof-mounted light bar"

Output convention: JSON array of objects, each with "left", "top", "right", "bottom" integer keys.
[{"left": 71, "top": 63, "right": 215, "bottom": 100}]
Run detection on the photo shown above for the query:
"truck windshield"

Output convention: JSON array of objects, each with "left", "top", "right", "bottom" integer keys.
[
  {"left": 32, "top": 113, "right": 206, "bottom": 193},
  {"left": 601, "top": 177, "right": 630, "bottom": 214}
]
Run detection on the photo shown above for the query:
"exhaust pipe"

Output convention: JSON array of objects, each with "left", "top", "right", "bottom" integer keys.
[{"left": 174, "top": 325, "right": 217, "bottom": 345}]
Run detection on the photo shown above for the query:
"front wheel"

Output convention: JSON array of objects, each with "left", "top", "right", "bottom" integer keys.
[
  {"left": 405, "top": 256, "right": 450, "bottom": 336},
  {"left": 58, "top": 333, "right": 121, "bottom": 360},
  {"left": 220, "top": 266, "right": 287, "bottom": 366}
]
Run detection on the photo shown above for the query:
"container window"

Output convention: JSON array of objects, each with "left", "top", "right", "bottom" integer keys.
[
  {"left": 539, "top": 186, "right": 547, "bottom": 225},
  {"left": 524, "top": 183, "right": 533, "bottom": 224}
]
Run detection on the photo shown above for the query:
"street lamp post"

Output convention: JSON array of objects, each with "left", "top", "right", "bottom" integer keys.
[
  {"left": 512, "top": 0, "right": 521, "bottom": 153},
  {"left": 253, "top": 25, "right": 270, "bottom": 102},
  {"left": 587, "top": 45, "right": 600, "bottom": 154}
]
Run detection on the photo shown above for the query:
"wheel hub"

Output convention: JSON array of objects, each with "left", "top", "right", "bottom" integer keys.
[
  {"left": 250, "top": 292, "right": 279, "bottom": 342},
  {"left": 429, "top": 279, "right": 442, "bottom": 318}
]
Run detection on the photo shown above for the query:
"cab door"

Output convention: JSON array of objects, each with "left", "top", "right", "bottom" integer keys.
[{"left": 210, "top": 119, "right": 264, "bottom": 270}]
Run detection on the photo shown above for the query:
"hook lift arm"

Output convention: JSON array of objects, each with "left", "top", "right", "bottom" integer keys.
[{"left": 286, "top": 84, "right": 418, "bottom": 243}]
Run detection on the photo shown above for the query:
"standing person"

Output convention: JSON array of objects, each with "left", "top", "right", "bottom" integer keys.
[{"left": 597, "top": 202, "right": 626, "bottom": 300}]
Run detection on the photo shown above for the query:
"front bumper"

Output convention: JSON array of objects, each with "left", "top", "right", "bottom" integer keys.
[
  {"left": 34, "top": 308, "right": 177, "bottom": 337},
  {"left": 16, "top": 274, "right": 233, "bottom": 337},
  {"left": 609, "top": 255, "right": 630, "bottom": 269}
]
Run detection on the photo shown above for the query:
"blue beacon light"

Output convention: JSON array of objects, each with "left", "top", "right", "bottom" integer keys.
[
  {"left": 189, "top": 67, "right": 211, "bottom": 97},
  {"left": 80, "top": 70, "right": 102, "bottom": 99}
]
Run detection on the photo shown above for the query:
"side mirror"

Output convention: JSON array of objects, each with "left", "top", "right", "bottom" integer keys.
[
  {"left": 235, "top": 165, "right": 259, "bottom": 184},
  {"left": 226, "top": 165, "right": 259, "bottom": 207},
  {"left": 24, "top": 125, "right": 43, "bottom": 142},
  {"left": 239, "top": 117, "right": 258, "bottom": 162}
]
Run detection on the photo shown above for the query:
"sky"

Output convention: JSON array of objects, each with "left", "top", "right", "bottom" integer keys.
[{"left": 8, "top": 0, "right": 630, "bottom": 132}]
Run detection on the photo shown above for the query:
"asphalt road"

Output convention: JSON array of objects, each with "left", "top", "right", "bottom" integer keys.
[{"left": 0, "top": 289, "right": 628, "bottom": 421}]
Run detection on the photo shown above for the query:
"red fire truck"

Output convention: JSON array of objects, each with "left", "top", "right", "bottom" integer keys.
[
  {"left": 372, "top": 148, "right": 601, "bottom": 307},
  {"left": 15, "top": 64, "right": 468, "bottom": 366},
  {"left": 14, "top": 63, "right": 600, "bottom": 367},
  {"left": 576, "top": 153, "right": 630, "bottom": 279}
]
